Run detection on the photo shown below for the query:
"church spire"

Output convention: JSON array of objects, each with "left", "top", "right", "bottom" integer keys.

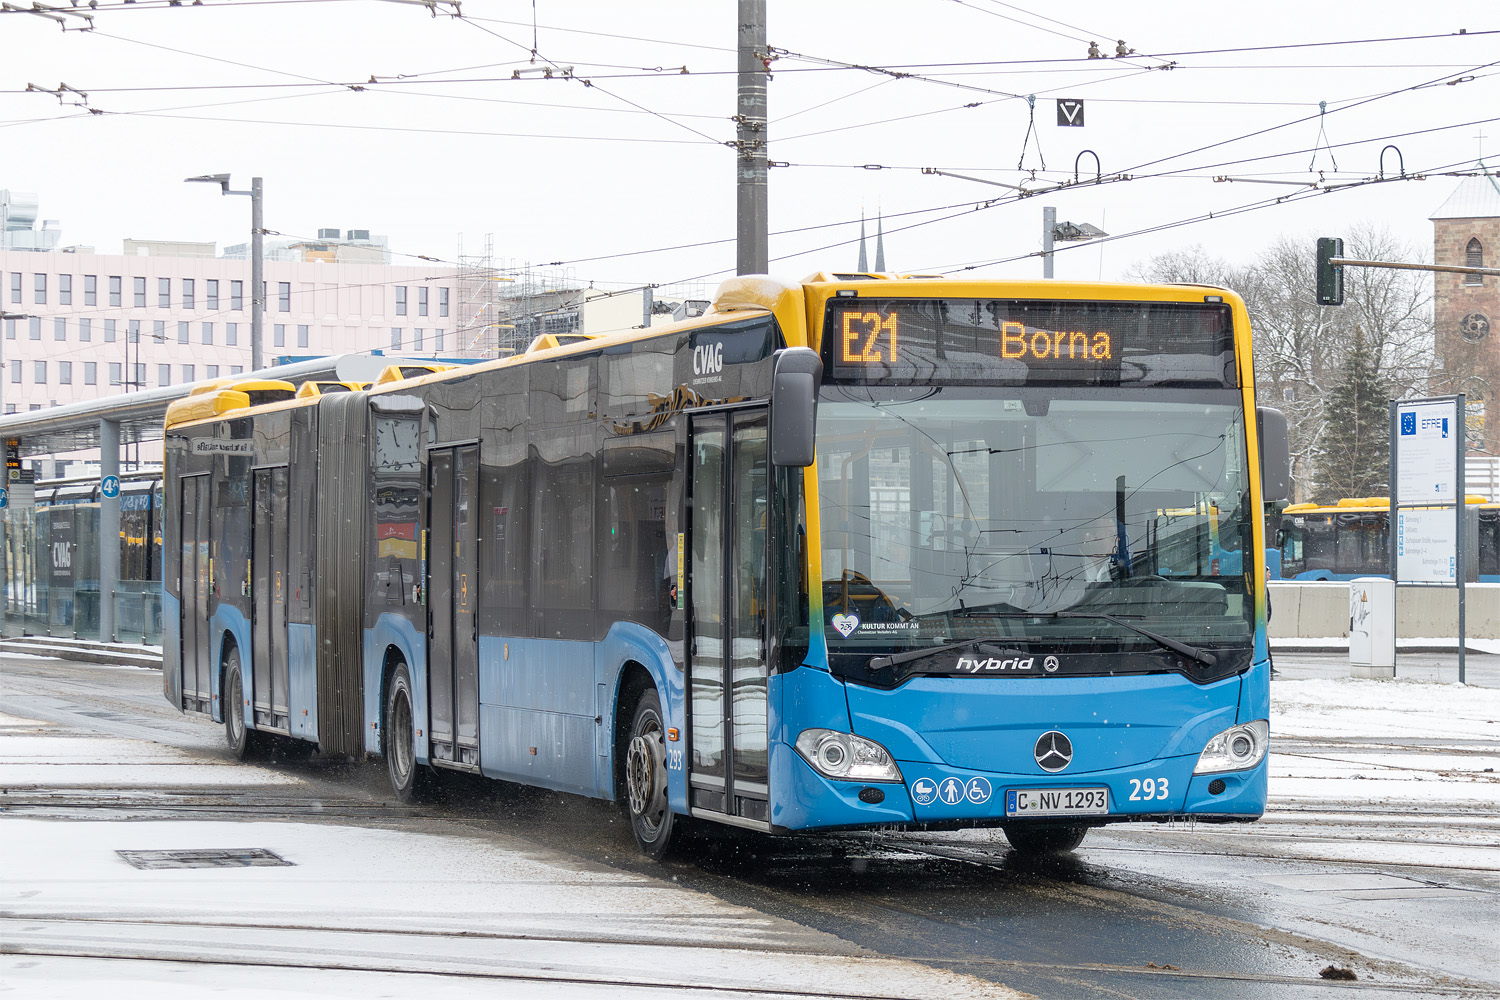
[
  {"left": 875, "top": 209, "right": 886, "bottom": 272},
  {"left": 857, "top": 210, "right": 869, "bottom": 271}
]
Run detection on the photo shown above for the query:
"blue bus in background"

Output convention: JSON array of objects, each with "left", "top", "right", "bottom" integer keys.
[
  {"left": 1274, "top": 497, "right": 1499, "bottom": 582},
  {"left": 164, "top": 273, "right": 1287, "bottom": 858}
]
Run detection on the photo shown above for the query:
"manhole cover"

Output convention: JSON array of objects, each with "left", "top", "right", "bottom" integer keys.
[
  {"left": 116, "top": 848, "right": 293, "bottom": 870},
  {"left": 1260, "top": 871, "right": 1471, "bottom": 899}
]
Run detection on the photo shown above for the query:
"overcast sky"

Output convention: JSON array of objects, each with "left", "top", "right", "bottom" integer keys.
[{"left": 3, "top": 0, "right": 1496, "bottom": 292}]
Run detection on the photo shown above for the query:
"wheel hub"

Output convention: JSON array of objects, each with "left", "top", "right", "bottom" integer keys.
[{"left": 626, "top": 733, "right": 662, "bottom": 818}]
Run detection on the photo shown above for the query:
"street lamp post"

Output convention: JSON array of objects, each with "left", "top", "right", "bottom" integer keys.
[
  {"left": 0, "top": 311, "right": 35, "bottom": 414},
  {"left": 186, "top": 174, "right": 264, "bottom": 372},
  {"left": 1041, "top": 205, "right": 1108, "bottom": 279}
]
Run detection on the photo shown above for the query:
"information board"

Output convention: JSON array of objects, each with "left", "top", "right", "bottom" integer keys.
[
  {"left": 1395, "top": 398, "right": 1458, "bottom": 502},
  {"left": 1395, "top": 508, "right": 1456, "bottom": 582}
]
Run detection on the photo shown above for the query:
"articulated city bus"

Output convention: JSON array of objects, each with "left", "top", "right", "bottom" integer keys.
[
  {"left": 163, "top": 273, "right": 1288, "bottom": 857},
  {"left": 1275, "top": 496, "right": 1499, "bottom": 581}
]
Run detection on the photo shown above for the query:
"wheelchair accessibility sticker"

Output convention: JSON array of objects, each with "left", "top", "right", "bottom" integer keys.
[{"left": 965, "top": 776, "right": 993, "bottom": 804}]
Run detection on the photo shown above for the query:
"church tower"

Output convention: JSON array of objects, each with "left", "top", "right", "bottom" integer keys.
[{"left": 1429, "top": 173, "right": 1500, "bottom": 456}]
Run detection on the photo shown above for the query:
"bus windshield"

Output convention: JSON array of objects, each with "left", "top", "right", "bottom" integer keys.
[{"left": 815, "top": 386, "right": 1254, "bottom": 684}]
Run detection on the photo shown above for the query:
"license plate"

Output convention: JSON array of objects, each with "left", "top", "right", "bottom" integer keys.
[{"left": 1005, "top": 787, "right": 1109, "bottom": 817}]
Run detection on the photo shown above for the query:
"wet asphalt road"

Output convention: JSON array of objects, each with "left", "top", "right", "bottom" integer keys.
[{"left": 2, "top": 654, "right": 1497, "bottom": 999}]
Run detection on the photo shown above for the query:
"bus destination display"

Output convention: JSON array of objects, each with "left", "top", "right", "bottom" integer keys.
[{"left": 826, "top": 298, "right": 1234, "bottom": 386}]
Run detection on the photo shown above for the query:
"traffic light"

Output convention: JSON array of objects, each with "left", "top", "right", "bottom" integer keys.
[{"left": 1316, "top": 237, "right": 1344, "bottom": 306}]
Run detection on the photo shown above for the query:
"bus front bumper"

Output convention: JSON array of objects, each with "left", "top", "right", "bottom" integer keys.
[{"left": 769, "top": 741, "right": 1266, "bottom": 831}]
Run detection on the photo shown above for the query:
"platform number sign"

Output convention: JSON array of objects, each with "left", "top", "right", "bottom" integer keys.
[{"left": 101, "top": 474, "right": 121, "bottom": 499}]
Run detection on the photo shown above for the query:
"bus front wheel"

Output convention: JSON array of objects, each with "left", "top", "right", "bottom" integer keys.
[
  {"left": 384, "top": 662, "right": 432, "bottom": 803},
  {"left": 624, "top": 688, "right": 682, "bottom": 860},
  {"left": 1002, "top": 823, "right": 1088, "bottom": 855}
]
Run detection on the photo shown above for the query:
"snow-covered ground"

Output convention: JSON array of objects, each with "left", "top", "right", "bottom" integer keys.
[{"left": 0, "top": 707, "right": 1020, "bottom": 999}]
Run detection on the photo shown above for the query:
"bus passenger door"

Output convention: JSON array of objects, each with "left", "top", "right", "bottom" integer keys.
[
  {"left": 251, "top": 466, "right": 291, "bottom": 734},
  {"left": 687, "top": 410, "right": 770, "bottom": 826},
  {"left": 178, "top": 474, "right": 211, "bottom": 714},
  {"left": 427, "top": 445, "right": 480, "bottom": 769}
]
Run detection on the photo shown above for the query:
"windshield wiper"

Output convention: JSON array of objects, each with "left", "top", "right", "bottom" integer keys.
[
  {"left": 869, "top": 636, "right": 1027, "bottom": 670},
  {"left": 1054, "top": 611, "right": 1217, "bottom": 667}
]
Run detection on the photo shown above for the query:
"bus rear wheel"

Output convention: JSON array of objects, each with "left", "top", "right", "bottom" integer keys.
[
  {"left": 223, "top": 648, "right": 267, "bottom": 760},
  {"left": 624, "top": 688, "right": 682, "bottom": 860},
  {"left": 1002, "top": 823, "right": 1088, "bottom": 855},
  {"left": 384, "top": 662, "right": 432, "bottom": 803}
]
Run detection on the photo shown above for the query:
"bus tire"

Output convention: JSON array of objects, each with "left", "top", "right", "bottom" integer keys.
[
  {"left": 624, "top": 687, "right": 682, "bottom": 860},
  {"left": 1002, "top": 823, "right": 1088, "bottom": 855},
  {"left": 223, "top": 647, "right": 267, "bottom": 760},
  {"left": 384, "top": 661, "right": 432, "bottom": 803}
]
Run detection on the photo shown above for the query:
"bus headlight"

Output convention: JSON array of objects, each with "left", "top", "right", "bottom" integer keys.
[
  {"left": 1193, "top": 719, "right": 1269, "bottom": 774},
  {"left": 795, "top": 729, "right": 903, "bottom": 783}
]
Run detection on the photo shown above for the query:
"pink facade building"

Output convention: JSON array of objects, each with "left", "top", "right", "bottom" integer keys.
[{"left": 2, "top": 243, "right": 463, "bottom": 414}]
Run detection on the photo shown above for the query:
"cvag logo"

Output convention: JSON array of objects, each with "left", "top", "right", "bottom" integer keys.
[
  {"left": 955, "top": 656, "right": 1034, "bottom": 673},
  {"left": 692, "top": 341, "right": 724, "bottom": 376}
]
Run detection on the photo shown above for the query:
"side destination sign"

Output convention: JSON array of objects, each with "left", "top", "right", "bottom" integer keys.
[{"left": 191, "top": 438, "right": 254, "bottom": 456}]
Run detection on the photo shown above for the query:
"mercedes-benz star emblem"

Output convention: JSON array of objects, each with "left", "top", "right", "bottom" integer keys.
[
  {"left": 1034, "top": 731, "right": 1073, "bottom": 772},
  {"left": 1043, "top": 655, "right": 1060, "bottom": 673}
]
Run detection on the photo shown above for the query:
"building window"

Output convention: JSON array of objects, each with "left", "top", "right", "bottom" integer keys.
[
  {"left": 391, "top": 327, "right": 402, "bottom": 349},
  {"left": 109, "top": 275, "right": 122, "bottom": 307},
  {"left": 226, "top": 322, "right": 238, "bottom": 346},
  {"left": 59, "top": 274, "right": 72, "bottom": 305},
  {"left": 34, "top": 361, "right": 46, "bottom": 384},
  {"left": 395, "top": 287, "right": 407, "bottom": 316},
  {"left": 206, "top": 365, "right": 219, "bottom": 379},
  {"left": 133, "top": 276, "right": 146, "bottom": 308},
  {"left": 274, "top": 324, "right": 285, "bottom": 347},
  {"left": 297, "top": 324, "right": 309, "bottom": 349},
  {"left": 84, "top": 274, "right": 97, "bottom": 306},
  {"left": 418, "top": 287, "right": 429, "bottom": 316},
  {"left": 278, "top": 281, "right": 291, "bottom": 312},
  {"left": 29, "top": 317, "right": 41, "bottom": 340},
  {"left": 79, "top": 318, "right": 91, "bottom": 342},
  {"left": 434, "top": 328, "right": 444, "bottom": 352},
  {"left": 178, "top": 321, "right": 190, "bottom": 344},
  {"left": 1466, "top": 238, "right": 1485, "bottom": 285},
  {"left": 202, "top": 322, "right": 213, "bottom": 345},
  {"left": 182, "top": 364, "right": 195, "bottom": 383},
  {"left": 230, "top": 365, "right": 243, "bottom": 375},
  {"left": 54, "top": 318, "right": 67, "bottom": 341},
  {"left": 206, "top": 279, "right": 219, "bottom": 310},
  {"left": 28, "top": 404, "right": 40, "bottom": 412},
  {"left": 440, "top": 287, "right": 449, "bottom": 317},
  {"left": 182, "top": 278, "right": 195, "bottom": 309},
  {"left": 59, "top": 361, "right": 72, "bottom": 385},
  {"left": 34, "top": 273, "right": 46, "bottom": 305},
  {"left": 153, "top": 320, "right": 166, "bottom": 343},
  {"left": 158, "top": 277, "right": 171, "bottom": 307},
  {"left": 129, "top": 319, "right": 141, "bottom": 343},
  {"left": 109, "top": 362, "right": 122, "bottom": 386},
  {"left": 4, "top": 318, "right": 14, "bottom": 340},
  {"left": 9, "top": 272, "right": 19, "bottom": 303},
  {"left": 85, "top": 362, "right": 97, "bottom": 385},
  {"left": 231, "top": 280, "right": 243, "bottom": 310},
  {"left": 4, "top": 405, "right": 14, "bottom": 414},
  {"left": 10, "top": 363, "right": 19, "bottom": 384},
  {"left": 414, "top": 328, "right": 424, "bottom": 351},
  {"left": 158, "top": 364, "right": 171, "bottom": 386},
  {"left": 105, "top": 319, "right": 117, "bottom": 343},
  {"left": 133, "top": 362, "right": 145, "bottom": 386}
]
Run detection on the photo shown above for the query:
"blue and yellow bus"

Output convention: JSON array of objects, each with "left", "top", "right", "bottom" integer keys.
[
  {"left": 1275, "top": 496, "right": 1499, "bottom": 582},
  {"left": 163, "top": 273, "right": 1287, "bottom": 857}
]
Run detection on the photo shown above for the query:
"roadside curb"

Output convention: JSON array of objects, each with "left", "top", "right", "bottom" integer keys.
[{"left": 0, "top": 636, "right": 162, "bottom": 669}]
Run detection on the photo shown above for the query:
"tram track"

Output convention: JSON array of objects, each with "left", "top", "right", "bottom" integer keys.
[{"left": 5, "top": 913, "right": 1493, "bottom": 998}]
